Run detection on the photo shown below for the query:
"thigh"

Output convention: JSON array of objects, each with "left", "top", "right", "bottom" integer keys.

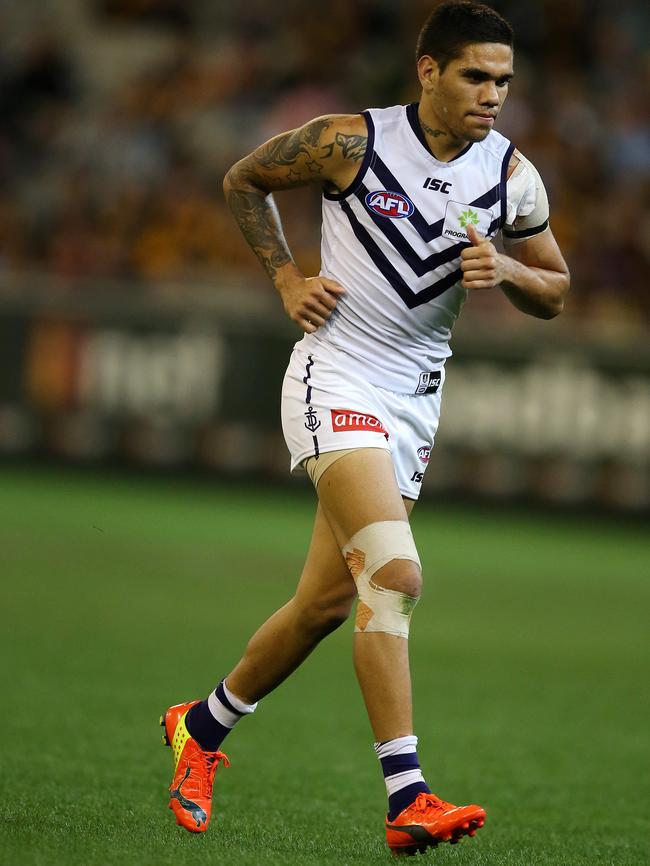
[
  {"left": 293, "top": 486, "right": 415, "bottom": 612},
  {"left": 293, "top": 502, "right": 357, "bottom": 614},
  {"left": 316, "top": 448, "right": 411, "bottom": 546}
]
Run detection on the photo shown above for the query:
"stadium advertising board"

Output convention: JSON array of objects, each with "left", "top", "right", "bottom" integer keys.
[{"left": 0, "top": 296, "right": 648, "bottom": 509}]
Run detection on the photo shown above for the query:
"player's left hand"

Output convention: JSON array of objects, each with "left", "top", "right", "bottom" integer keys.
[{"left": 460, "top": 224, "right": 509, "bottom": 290}]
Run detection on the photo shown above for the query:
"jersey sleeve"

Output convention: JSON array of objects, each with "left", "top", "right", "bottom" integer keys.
[{"left": 502, "top": 150, "right": 550, "bottom": 245}]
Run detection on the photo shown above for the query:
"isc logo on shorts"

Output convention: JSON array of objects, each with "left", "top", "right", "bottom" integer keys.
[
  {"left": 365, "top": 190, "right": 414, "bottom": 219},
  {"left": 331, "top": 409, "right": 389, "bottom": 439},
  {"left": 415, "top": 371, "right": 441, "bottom": 395}
]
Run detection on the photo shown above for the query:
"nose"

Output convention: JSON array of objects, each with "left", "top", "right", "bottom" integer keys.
[{"left": 479, "top": 81, "right": 499, "bottom": 106}]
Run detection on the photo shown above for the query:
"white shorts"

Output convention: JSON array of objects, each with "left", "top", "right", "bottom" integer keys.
[{"left": 281, "top": 346, "right": 445, "bottom": 500}]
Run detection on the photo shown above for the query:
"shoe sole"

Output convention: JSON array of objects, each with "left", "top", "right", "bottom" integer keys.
[
  {"left": 389, "top": 815, "right": 485, "bottom": 856},
  {"left": 160, "top": 713, "right": 170, "bottom": 747}
]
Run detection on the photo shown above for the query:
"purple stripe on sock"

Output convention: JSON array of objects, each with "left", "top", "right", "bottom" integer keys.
[
  {"left": 380, "top": 752, "right": 420, "bottom": 778},
  {"left": 186, "top": 697, "right": 231, "bottom": 751}
]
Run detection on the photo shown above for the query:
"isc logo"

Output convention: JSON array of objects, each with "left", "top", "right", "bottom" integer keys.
[
  {"left": 365, "top": 190, "right": 414, "bottom": 219},
  {"left": 423, "top": 177, "right": 452, "bottom": 194}
]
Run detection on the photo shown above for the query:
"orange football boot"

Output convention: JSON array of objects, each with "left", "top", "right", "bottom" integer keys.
[
  {"left": 160, "top": 700, "right": 230, "bottom": 833},
  {"left": 385, "top": 791, "right": 486, "bottom": 855}
]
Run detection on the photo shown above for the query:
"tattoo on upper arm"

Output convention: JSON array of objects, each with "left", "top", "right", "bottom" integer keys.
[
  {"left": 256, "top": 118, "right": 333, "bottom": 178},
  {"left": 326, "top": 132, "right": 366, "bottom": 162},
  {"left": 254, "top": 118, "right": 367, "bottom": 184}
]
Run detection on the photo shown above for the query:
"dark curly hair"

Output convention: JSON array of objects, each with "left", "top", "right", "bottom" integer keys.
[{"left": 416, "top": 1, "right": 514, "bottom": 72}]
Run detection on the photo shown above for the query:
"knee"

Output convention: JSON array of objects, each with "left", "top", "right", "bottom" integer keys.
[
  {"left": 343, "top": 520, "right": 422, "bottom": 600},
  {"left": 373, "top": 559, "right": 422, "bottom": 599},
  {"left": 342, "top": 521, "right": 422, "bottom": 638}
]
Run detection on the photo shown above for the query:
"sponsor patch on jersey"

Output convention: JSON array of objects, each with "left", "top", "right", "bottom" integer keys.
[
  {"left": 442, "top": 200, "right": 493, "bottom": 241},
  {"left": 365, "top": 190, "right": 414, "bottom": 220},
  {"left": 417, "top": 445, "right": 431, "bottom": 464},
  {"left": 331, "top": 409, "right": 389, "bottom": 438}
]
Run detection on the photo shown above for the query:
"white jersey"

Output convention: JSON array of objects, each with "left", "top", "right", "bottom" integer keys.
[{"left": 299, "top": 103, "right": 547, "bottom": 394}]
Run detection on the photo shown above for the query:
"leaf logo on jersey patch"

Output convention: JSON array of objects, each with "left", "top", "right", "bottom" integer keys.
[
  {"left": 459, "top": 208, "right": 479, "bottom": 228},
  {"left": 365, "top": 190, "right": 415, "bottom": 219}
]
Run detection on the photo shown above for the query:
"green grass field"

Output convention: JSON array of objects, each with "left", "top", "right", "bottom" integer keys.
[{"left": 1, "top": 466, "right": 648, "bottom": 866}]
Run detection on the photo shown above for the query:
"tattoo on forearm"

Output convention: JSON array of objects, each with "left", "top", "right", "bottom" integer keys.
[
  {"left": 226, "top": 188, "right": 291, "bottom": 281},
  {"left": 420, "top": 120, "right": 446, "bottom": 138}
]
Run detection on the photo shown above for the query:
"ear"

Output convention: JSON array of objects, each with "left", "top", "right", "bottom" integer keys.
[{"left": 417, "top": 55, "right": 439, "bottom": 92}]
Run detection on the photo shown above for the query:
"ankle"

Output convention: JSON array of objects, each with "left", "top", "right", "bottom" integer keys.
[{"left": 374, "top": 735, "right": 430, "bottom": 821}]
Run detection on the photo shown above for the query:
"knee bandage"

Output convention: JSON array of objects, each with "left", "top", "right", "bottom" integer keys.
[{"left": 342, "top": 521, "right": 421, "bottom": 638}]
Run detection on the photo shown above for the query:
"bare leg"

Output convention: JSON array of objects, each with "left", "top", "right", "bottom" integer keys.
[
  {"left": 316, "top": 450, "right": 420, "bottom": 742},
  {"left": 227, "top": 503, "right": 357, "bottom": 704},
  {"left": 228, "top": 447, "right": 419, "bottom": 745}
]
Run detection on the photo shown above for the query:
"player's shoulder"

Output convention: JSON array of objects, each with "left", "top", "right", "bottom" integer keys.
[
  {"left": 364, "top": 104, "right": 405, "bottom": 121},
  {"left": 310, "top": 113, "right": 368, "bottom": 139},
  {"left": 507, "top": 147, "right": 543, "bottom": 183},
  {"left": 311, "top": 105, "right": 406, "bottom": 146}
]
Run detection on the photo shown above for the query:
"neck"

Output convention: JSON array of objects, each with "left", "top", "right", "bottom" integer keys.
[{"left": 417, "top": 102, "right": 469, "bottom": 162}]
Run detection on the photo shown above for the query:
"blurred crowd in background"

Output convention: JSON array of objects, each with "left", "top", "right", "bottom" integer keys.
[{"left": 0, "top": 0, "right": 648, "bottom": 325}]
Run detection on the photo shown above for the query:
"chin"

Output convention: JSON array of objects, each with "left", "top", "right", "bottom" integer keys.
[{"left": 465, "top": 127, "right": 492, "bottom": 142}]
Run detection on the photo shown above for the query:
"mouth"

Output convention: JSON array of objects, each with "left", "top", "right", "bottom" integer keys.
[{"left": 469, "top": 112, "right": 496, "bottom": 125}]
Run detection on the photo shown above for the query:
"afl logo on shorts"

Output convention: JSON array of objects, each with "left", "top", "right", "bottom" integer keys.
[
  {"left": 417, "top": 445, "right": 431, "bottom": 464},
  {"left": 365, "top": 190, "right": 414, "bottom": 219}
]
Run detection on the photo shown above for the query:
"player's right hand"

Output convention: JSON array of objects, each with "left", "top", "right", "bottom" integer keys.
[{"left": 278, "top": 276, "right": 346, "bottom": 334}]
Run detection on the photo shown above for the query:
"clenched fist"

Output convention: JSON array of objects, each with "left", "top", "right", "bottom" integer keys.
[{"left": 460, "top": 223, "right": 509, "bottom": 290}]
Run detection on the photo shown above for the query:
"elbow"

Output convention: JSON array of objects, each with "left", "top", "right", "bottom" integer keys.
[
  {"left": 223, "top": 158, "right": 246, "bottom": 199},
  {"left": 223, "top": 159, "right": 266, "bottom": 202},
  {"left": 542, "top": 270, "right": 570, "bottom": 319},
  {"left": 222, "top": 165, "right": 235, "bottom": 199},
  {"left": 541, "top": 297, "right": 564, "bottom": 319}
]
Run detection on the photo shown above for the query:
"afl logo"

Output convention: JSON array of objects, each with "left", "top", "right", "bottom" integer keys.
[
  {"left": 365, "top": 190, "right": 414, "bottom": 219},
  {"left": 417, "top": 445, "right": 431, "bottom": 464}
]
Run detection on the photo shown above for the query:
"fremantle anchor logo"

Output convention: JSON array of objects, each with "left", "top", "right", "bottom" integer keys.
[{"left": 304, "top": 406, "right": 321, "bottom": 433}]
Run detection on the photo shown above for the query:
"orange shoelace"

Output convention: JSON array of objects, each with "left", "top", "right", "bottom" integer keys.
[
  {"left": 410, "top": 793, "right": 448, "bottom": 815},
  {"left": 188, "top": 748, "right": 230, "bottom": 788}
]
